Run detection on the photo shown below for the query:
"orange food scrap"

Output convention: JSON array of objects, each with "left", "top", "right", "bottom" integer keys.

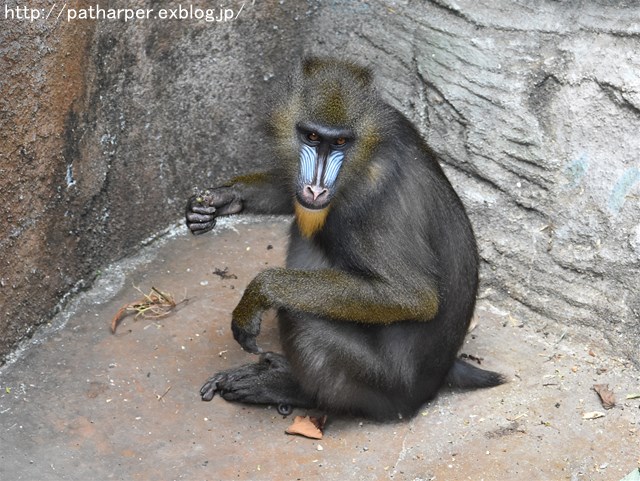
[{"left": 285, "top": 415, "right": 328, "bottom": 439}]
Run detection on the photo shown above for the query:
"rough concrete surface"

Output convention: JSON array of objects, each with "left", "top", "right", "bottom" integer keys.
[
  {"left": 1, "top": 1, "right": 639, "bottom": 367},
  {"left": 1, "top": 217, "right": 638, "bottom": 481}
]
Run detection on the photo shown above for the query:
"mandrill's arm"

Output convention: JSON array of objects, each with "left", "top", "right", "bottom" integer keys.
[
  {"left": 186, "top": 171, "right": 293, "bottom": 235},
  {"left": 231, "top": 268, "right": 439, "bottom": 353}
]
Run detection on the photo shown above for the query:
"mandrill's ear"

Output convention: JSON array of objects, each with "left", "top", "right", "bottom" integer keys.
[
  {"left": 301, "top": 57, "right": 327, "bottom": 77},
  {"left": 301, "top": 57, "right": 373, "bottom": 89}
]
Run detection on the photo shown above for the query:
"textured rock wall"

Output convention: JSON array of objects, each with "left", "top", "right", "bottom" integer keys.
[
  {"left": 1, "top": 0, "right": 638, "bottom": 364},
  {"left": 0, "top": 1, "right": 95, "bottom": 357}
]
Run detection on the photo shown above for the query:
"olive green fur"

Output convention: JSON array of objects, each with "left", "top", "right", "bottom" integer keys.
[
  {"left": 228, "top": 172, "right": 273, "bottom": 186},
  {"left": 267, "top": 58, "right": 390, "bottom": 186},
  {"left": 232, "top": 268, "right": 439, "bottom": 333}
]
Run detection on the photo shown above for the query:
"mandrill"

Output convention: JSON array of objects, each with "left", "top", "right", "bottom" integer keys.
[{"left": 185, "top": 57, "right": 505, "bottom": 421}]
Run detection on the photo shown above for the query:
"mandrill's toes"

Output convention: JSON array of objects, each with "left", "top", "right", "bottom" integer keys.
[{"left": 200, "top": 374, "right": 226, "bottom": 401}]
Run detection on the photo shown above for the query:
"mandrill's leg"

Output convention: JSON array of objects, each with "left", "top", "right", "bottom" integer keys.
[{"left": 200, "top": 352, "right": 314, "bottom": 413}]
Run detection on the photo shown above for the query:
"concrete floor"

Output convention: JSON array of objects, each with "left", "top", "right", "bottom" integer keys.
[{"left": 0, "top": 216, "right": 638, "bottom": 481}]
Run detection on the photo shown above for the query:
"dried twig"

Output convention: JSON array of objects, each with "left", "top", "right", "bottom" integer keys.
[
  {"left": 110, "top": 285, "right": 188, "bottom": 334},
  {"left": 156, "top": 385, "right": 172, "bottom": 402}
]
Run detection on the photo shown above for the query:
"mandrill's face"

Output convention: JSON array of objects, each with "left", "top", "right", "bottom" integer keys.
[
  {"left": 294, "top": 121, "right": 353, "bottom": 211},
  {"left": 290, "top": 121, "right": 354, "bottom": 238},
  {"left": 268, "top": 57, "right": 381, "bottom": 238}
]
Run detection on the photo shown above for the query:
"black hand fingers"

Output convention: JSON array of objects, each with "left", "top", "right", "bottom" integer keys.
[
  {"left": 186, "top": 212, "right": 216, "bottom": 223},
  {"left": 188, "top": 188, "right": 243, "bottom": 219},
  {"left": 191, "top": 205, "right": 217, "bottom": 215},
  {"left": 186, "top": 197, "right": 217, "bottom": 235},
  {"left": 186, "top": 197, "right": 210, "bottom": 219},
  {"left": 200, "top": 189, "right": 237, "bottom": 208},
  {"left": 214, "top": 198, "right": 243, "bottom": 216},
  {"left": 187, "top": 218, "right": 216, "bottom": 235}
]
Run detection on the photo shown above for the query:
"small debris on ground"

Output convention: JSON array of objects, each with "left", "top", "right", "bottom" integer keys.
[
  {"left": 110, "top": 286, "right": 188, "bottom": 334},
  {"left": 460, "top": 353, "right": 483, "bottom": 365},
  {"left": 156, "top": 385, "right": 172, "bottom": 402},
  {"left": 285, "top": 415, "right": 328, "bottom": 439},
  {"left": 213, "top": 267, "right": 238, "bottom": 280},
  {"left": 592, "top": 384, "right": 616, "bottom": 409},
  {"left": 582, "top": 411, "right": 606, "bottom": 420}
]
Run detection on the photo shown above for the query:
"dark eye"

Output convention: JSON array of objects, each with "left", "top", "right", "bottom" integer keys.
[
  {"left": 307, "top": 132, "right": 319, "bottom": 142},
  {"left": 335, "top": 137, "right": 346, "bottom": 146}
]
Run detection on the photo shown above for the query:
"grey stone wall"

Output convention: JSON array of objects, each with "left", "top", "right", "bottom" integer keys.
[{"left": 1, "top": 0, "right": 638, "bottom": 364}]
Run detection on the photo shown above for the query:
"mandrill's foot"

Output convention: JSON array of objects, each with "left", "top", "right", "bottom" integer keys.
[{"left": 200, "top": 352, "right": 314, "bottom": 413}]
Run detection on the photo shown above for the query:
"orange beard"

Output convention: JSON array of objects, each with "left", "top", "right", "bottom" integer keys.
[{"left": 294, "top": 201, "right": 330, "bottom": 238}]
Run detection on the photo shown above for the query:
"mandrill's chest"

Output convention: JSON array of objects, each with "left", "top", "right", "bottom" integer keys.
[
  {"left": 285, "top": 225, "right": 333, "bottom": 270},
  {"left": 285, "top": 220, "right": 374, "bottom": 276}
]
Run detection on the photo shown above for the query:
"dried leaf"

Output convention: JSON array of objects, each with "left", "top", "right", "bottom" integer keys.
[
  {"left": 582, "top": 411, "right": 606, "bottom": 420},
  {"left": 593, "top": 384, "right": 616, "bottom": 409},
  {"left": 625, "top": 393, "right": 640, "bottom": 400},
  {"left": 285, "top": 415, "right": 327, "bottom": 439}
]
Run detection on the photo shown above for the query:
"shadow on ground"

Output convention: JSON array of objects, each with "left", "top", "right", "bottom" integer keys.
[{"left": 0, "top": 217, "right": 638, "bottom": 480}]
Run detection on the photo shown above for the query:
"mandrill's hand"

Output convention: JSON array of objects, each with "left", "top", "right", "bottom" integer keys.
[
  {"left": 231, "top": 319, "right": 262, "bottom": 354},
  {"left": 230, "top": 273, "right": 271, "bottom": 354},
  {"left": 185, "top": 187, "right": 243, "bottom": 235}
]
